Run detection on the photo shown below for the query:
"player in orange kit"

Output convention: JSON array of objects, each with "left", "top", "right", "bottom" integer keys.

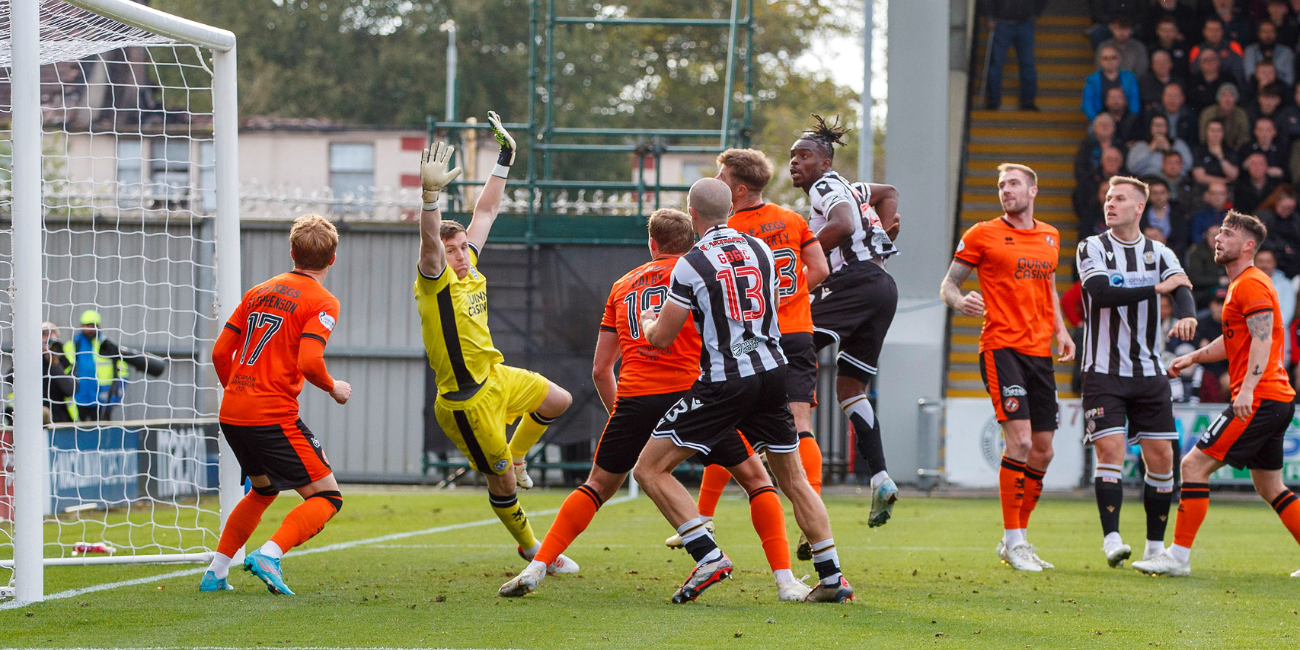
[
  {"left": 668, "top": 148, "right": 831, "bottom": 560},
  {"left": 499, "top": 209, "right": 810, "bottom": 601},
  {"left": 200, "top": 214, "right": 352, "bottom": 595},
  {"left": 1135, "top": 211, "right": 1300, "bottom": 577}
]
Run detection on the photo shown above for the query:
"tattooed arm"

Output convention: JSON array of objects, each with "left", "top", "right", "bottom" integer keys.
[
  {"left": 1234, "top": 311, "right": 1275, "bottom": 420},
  {"left": 939, "top": 261, "right": 984, "bottom": 317}
]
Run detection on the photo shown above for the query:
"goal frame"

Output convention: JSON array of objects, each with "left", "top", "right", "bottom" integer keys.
[{"left": 9, "top": 0, "right": 242, "bottom": 603}]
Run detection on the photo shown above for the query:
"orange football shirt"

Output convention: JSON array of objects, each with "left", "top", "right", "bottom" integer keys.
[
  {"left": 728, "top": 203, "right": 817, "bottom": 334},
  {"left": 1222, "top": 266, "right": 1296, "bottom": 402},
  {"left": 219, "top": 271, "right": 341, "bottom": 425},
  {"left": 600, "top": 256, "right": 701, "bottom": 397},
  {"left": 953, "top": 217, "right": 1061, "bottom": 356}
]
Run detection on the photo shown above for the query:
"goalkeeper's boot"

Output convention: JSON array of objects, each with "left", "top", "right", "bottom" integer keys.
[
  {"left": 796, "top": 532, "right": 813, "bottom": 561},
  {"left": 516, "top": 546, "right": 580, "bottom": 575},
  {"left": 805, "top": 576, "right": 855, "bottom": 603},
  {"left": 776, "top": 576, "right": 812, "bottom": 602},
  {"left": 1132, "top": 549, "right": 1190, "bottom": 577},
  {"left": 665, "top": 518, "right": 714, "bottom": 549},
  {"left": 198, "top": 571, "right": 233, "bottom": 592},
  {"left": 1105, "top": 543, "right": 1132, "bottom": 568},
  {"left": 868, "top": 477, "right": 899, "bottom": 528},
  {"left": 243, "top": 549, "right": 295, "bottom": 595},
  {"left": 513, "top": 459, "right": 534, "bottom": 490},
  {"left": 671, "top": 553, "right": 732, "bottom": 603},
  {"left": 996, "top": 540, "right": 1042, "bottom": 572},
  {"left": 499, "top": 563, "right": 546, "bottom": 598}
]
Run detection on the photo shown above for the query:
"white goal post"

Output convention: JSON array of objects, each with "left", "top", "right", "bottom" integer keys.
[{"left": 4, "top": 0, "right": 242, "bottom": 603}]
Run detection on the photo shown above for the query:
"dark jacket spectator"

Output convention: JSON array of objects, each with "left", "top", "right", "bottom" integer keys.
[
  {"left": 1201, "top": 2, "right": 1252, "bottom": 49},
  {"left": 1145, "top": 1, "right": 1199, "bottom": 51},
  {"left": 1075, "top": 113, "right": 1127, "bottom": 183},
  {"left": 1243, "top": 60, "right": 1294, "bottom": 112},
  {"left": 1105, "top": 86, "right": 1144, "bottom": 141},
  {"left": 1234, "top": 152, "right": 1282, "bottom": 214},
  {"left": 1128, "top": 114, "right": 1194, "bottom": 175},
  {"left": 1148, "top": 82, "right": 1199, "bottom": 145},
  {"left": 1189, "top": 17, "right": 1246, "bottom": 83},
  {"left": 1140, "top": 177, "right": 1192, "bottom": 258},
  {"left": 1244, "top": 21, "right": 1296, "bottom": 85},
  {"left": 1100, "top": 16, "right": 1150, "bottom": 76},
  {"left": 1194, "top": 288, "right": 1231, "bottom": 400},
  {"left": 1238, "top": 116, "right": 1290, "bottom": 177},
  {"left": 1198, "top": 83, "right": 1252, "bottom": 149},
  {"left": 1187, "top": 48, "right": 1233, "bottom": 110},
  {"left": 1139, "top": 50, "right": 1185, "bottom": 111},
  {"left": 1187, "top": 228, "right": 1227, "bottom": 306},
  {"left": 1192, "top": 118, "right": 1242, "bottom": 189},
  {"left": 1159, "top": 150, "right": 1196, "bottom": 207},
  {"left": 1084, "top": 45, "right": 1142, "bottom": 119},
  {"left": 1275, "top": 84, "right": 1300, "bottom": 141},
  {"left": 1149, "top": 14, "right": 1194, "bottom": 77},
  {"left": 1259, "top": 185, "right": 1300, "bottom": 277},
  {"left": 1268, "top": 0, "right": 1300, "bottom": 49},
  {"left": 1190, "top": 182, "right": 1230, "bottom": 244},
  {"left": 1249, "top": 87, "right": 1287, "bottom": 138},
  {"left": 979, "top": 0, "right": 1048, "bottom": 110}
]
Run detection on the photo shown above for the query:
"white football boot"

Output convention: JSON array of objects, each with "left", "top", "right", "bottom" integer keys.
[
  {"left": 1132, "top": 549, "right": 1191, "bottom": 577},
  {"left": 997, "top": 540, "right": 1043, "bottom": 572}
]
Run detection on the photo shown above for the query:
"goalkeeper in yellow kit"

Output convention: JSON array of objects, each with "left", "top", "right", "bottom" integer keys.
[{"left": 415, "top": 113, "right": 578, "bottom": 574}]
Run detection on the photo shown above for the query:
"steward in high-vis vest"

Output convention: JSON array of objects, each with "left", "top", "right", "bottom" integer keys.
[{"left": 64, "top": 309, "right": 167, "bottom": 422}]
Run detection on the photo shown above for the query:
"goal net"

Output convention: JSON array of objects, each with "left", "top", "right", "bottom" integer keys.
[{"left": 0, "top": 0, "right": 240, "bottom": 601}]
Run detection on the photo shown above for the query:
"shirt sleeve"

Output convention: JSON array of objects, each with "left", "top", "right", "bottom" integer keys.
[
  {"left": 600, "top": 285, "right": 619, "bottom": 333},
  {"left": 1157, "top": 244, "right": 1185, "bottom": 279},
  {"left": 666, "top": 256, "right": 697, "bottom": 310},
  {"left": 1239, "top": 277, "right": 1277, "bottom": 318},
  {"left": 808, "top": 177, "right": 850, "bottom": 216},
  {"left": 301, "top": 294, "right": 340, "bottom": 347},
  {"left": 797, "top": 215, "right": 818, "bottom": 248},
  {"left": 223, "top": 293, "right": 249, "bottom": 337},
  {"left": 952, "top": 224, "right": 985, "bottom": 268},
  {"left": 1075, "top": 237, "right": 1109, "bottom": 281}
]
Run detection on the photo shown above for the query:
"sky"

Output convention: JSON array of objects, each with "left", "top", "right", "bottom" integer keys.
[{"left": 795, "top": 0, "right": 888, "bottom": 130}]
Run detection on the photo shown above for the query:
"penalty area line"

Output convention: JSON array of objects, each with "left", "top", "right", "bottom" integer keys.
[{"left": 0, "top": 494, "right": 635, "bottom": 611}]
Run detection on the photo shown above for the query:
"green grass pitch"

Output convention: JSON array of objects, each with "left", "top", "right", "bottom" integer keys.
[{"left": 4, "top": 487, "right": 1300, "bottom": 649}]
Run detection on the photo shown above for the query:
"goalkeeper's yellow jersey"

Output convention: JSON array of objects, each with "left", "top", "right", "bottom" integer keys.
[{"left": 415, "top": 244, "right": 504, "bottom": 398}]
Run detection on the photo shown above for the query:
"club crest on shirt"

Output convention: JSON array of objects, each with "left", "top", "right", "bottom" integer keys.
[
  {"left": 1045, "top": 235, "right": 1055, "bottom": 247},
  {"left": 318, "top": 311, "right": 336, "bottom": 331},
  {"left": 493, "top": 459, "right": 509, "bottom": 473},
  {"left": 1004, "top": 397, "right": 1020, "bottom": 413},
  {"left": 1143, "top": 251, "right": 1155, "bottom": 264}
]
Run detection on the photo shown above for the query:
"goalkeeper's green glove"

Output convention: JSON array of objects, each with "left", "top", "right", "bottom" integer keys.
[
  {"left": 420, "top": 140, "right": 462, "bottom": 210},
  {"left": 487, "top": 110, "right": 515, "bottom": 176}
]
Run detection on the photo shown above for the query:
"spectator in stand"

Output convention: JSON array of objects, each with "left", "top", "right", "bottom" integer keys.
[
  {"left": 1187, "top": 48, "right": 1232, "bottom": 111},
  {"left": 1193, "top": 118, "right": 1242, "bottom": 188},
  {"left": 1077, "top": 174, "right": 1117, "bottom": 240},
  {"left": 1159, "top": 149, "right": 1197, "bottom": 206},
  {"left": 1190, "top": 182, "right": 1231, "bottom": 245},
  {"left": 1142, "top": 176, "right": 1192, "bottom": 258},
  {"left": 1240, "top": 116, "right": 1290, "bottom": 178},
  {"left": 1129, "top": 113, "right": 1194, "bottom": 175},
  {"left": 1100, "top": 15, "right": 1150, "bottom": 76},
  {"left": 1087, "top": 0, "right": 1142, "bottom": 49},
  {"left": 1198, "top": 83, "right": 1251, "bottom": 148},
  {"left": 1243, "top": 60, "right": 1293, "bottom": 112},
  {"left": 981, "top": 0, "right": 1046, "bottom": 111},
  {"left": 1140, "top": 49, "right": 1184, "bottom": 111},
  {"left": 1084, "top": 45, "right": 1142, "bottom": 119},
  {"left": 1149, "top": 14, "right": 1194, "bottom": 77},
  {"left": 1234, "top": 152, "right": 1283, "bottom": 214},
  {"left": 1146, "top": 1, "right": 1199, "bottom": 52},
  {"left": 1188, "top": 224, "right": 1227, "bottom": 302},
  {"left": 1151, "top": 82, "right": 1200, "bottom": 145},
  {"left": 1075, "top": 112, "right": 1127, "bottom": 185},
  {"left": 1205, "top": 0, "right": 1253, "bottom": 49},
  {"left": 1254, "top": 248, "right": 1296, "bottom": 331},
  {"left": 1250, "top": 87, "right": 1287, "bottom": 136},
  {"left": 1267, "top": 0, "right": 1299, "bottom": 48},
  {"left": 1105, "top": 86, "right": 1144, "bottom": 141},
  {"left": 1245, "top": 21, "right": 1296, "bottom": 85},
  {"left": 1145, "top": 225, "right": 1169, "bottom": 244},
  {"left": 1194, "top": 286, "right": 1232, "bottom": 401},
  {"left": 1190, "top": 17, "right": 1246, "bottom": 83},
  {"left": 1259, "top": 185, "right": 1300, "bottom": 276},
  {"left": 1276, "top": 84, "right": 1300, "bottom": 141}
]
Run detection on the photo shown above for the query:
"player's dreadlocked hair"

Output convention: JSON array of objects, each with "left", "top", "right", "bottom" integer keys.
[{"left": 799, "top": 113, "right": 850, "bottom": 159}]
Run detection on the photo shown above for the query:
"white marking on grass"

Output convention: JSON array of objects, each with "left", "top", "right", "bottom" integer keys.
[{"left": 0, "top": 494, "right": 634, "bottom": 611}]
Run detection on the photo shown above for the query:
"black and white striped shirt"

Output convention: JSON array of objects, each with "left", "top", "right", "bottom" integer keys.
[
  {"left": 1077, "top": 232, "right": 1184, "bottom": 377},
  {"left": 667, "top": 224, "right": 786, "bottom": 382},
  {"left": 807, "top": 171, "right": 898, "bottom": 271}
]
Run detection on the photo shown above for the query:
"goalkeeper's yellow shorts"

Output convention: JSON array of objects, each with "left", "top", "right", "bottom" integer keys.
[{"left": 434, "top": 363, "right": 549, "bottom": 475}]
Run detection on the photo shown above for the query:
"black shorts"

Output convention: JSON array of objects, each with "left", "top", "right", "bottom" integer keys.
[
  {"left": 651, "top": 368, "right": 799, "bottom": 465},
  {"left": 220, "top": 418, "right": 332, "bottom": 491},
  {"left": 780, "top": 332, "right": 818, "bottom": 404},
  {"left": 810, "top": 261, "right": 898, "bottom": 383},
  {"left": 1197, "top": 399, "right": 1296, "bottom": 470},
  {"left": 594, "top": 392, "right": 748, "bottom": 474},
  {"left": 1081, "top": 372, "right": 1178, "bottom": 444},
  {"left": 979, "top": 348, "right": 1059, "bottom": 431}
]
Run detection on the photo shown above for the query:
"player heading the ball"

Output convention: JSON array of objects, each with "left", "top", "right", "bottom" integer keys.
[{"left": 415, "top": 114, "right": 578, "bottom": 574}]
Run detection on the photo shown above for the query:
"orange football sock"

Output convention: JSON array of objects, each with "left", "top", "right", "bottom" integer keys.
[
  {"left": 798, "top": 433, "right": 823, "bottom": 495},
  {"left": 268, "top": 491, "right": 341, "bottom": 553},
  {"left": 1271, "top": 490, "right": 1300, "bottom": 546},
  {"left": 697, "top": 464, "right": 731, "bottom": 518},
  {"left": 534, "top": 485, "right": 603, "bottom": 566},
  {"left": 216, "top": 489, "right": 277, "bottom": 558},
  {"left": 1172, "top": 482, "right": 1210, "bottom": 549},
  {"left": 1019, "top": 465, "right": 1046, "bottom": 529},
  {"left": 747, "top": 486, "right": 790, "bottom": 572},
  {"left": 999, "top": 456, "right": 1026, "bottom": 530}
]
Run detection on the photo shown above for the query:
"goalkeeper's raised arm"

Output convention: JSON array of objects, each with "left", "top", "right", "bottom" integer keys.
[
  {"left": 417, "top": 141, "right": 462, "bottom": 278},
  {"left": 465, "top": 111, "right": 516, "bottom": 251}
]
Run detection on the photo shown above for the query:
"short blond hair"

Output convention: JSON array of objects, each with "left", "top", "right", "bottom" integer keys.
[
  {"left": 648, "top": 208, "right": 695, "bottom": 254},
  {"left": 1108, "top": 175, "right": 1150, "bottom": 201},
  {"left": 716, "top": 148, "right": 774, "bottom": 192},
  {"left": 997, "top": 163, "right": 1038, "bottom": 187},
  {"left": 289, "top": 214, "right": 339, "bottom": 270}
]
